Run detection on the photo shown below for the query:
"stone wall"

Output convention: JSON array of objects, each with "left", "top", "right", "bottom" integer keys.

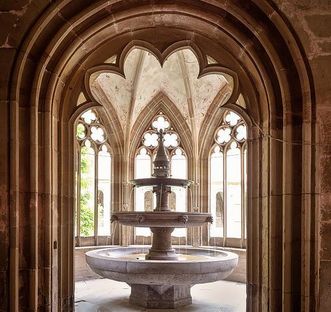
[
  {"left": 273, "top": 2, "right": 331, "bottom": 310},
  {"left": 75, "top": 247, "right": 104, "bottom": 282},
  {"left": 0, "top": 1, "right": 329, "bottom": 311}
]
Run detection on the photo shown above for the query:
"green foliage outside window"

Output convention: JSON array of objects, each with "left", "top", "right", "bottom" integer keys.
[{"left": 79, "top": 146, "right": 94, "bottom": 236}]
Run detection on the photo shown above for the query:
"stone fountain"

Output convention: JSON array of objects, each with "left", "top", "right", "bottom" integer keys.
[{"left": 86, "top": 130, "right": 238, "bottom": 309}]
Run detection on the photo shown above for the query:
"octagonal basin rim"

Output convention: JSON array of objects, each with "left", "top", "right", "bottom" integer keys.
[{"left": 85, "top": 246, "right": 238, "bottom": 264}]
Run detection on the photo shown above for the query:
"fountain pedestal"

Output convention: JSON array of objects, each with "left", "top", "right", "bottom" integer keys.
[{"left": 130, "top": 284, "right": 191, "bottom": 308}]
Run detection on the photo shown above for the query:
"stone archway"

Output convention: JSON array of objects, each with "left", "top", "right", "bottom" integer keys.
[{"left": 7, "top": 1, "right": 315, "bottom": 311}]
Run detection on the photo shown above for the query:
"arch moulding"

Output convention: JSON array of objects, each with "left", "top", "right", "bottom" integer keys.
[{"left": 8, "top": 1, "right": 316, "bottom": 312}]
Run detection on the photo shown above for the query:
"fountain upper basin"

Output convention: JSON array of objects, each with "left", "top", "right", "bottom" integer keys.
[
  {"left": 86, "top": 247, "right": 238, "bottom": 285},
  {"left": 111, "top": 211, "right": 212, "bottom": 227}
]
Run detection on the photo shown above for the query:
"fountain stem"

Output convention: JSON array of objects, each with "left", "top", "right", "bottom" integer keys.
[
  {"left": 151, "top": 130, "right": 172, "bottom": 212},
  {"left": 111, "top": 130, "right": 211, "bottom": 260},
  {"left": 144, "top": 130, "right": 178, "bottom": 259},
  {"left": 145, "top": 227, "right": 178, "bottom": 260},
  {"left": 153, "top": 185, "right": 171, "bottom": 211}
]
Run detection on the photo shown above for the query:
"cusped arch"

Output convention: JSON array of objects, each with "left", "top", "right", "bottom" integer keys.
[
  {"left": 199, "top": 102, "right": 253, "bottom": 158},
  {"left": 129, "top": 92, "right": 193, "bottom": 162},
  {"left": 83, "top": 40, "right": 239, "bottom": 133},
  {"left": 70, "top": 102, "right": 123, "bottom": 158}
]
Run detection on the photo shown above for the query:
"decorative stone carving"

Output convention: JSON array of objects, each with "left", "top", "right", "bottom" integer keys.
[
  {"left": 178, "top": 215, "right": 189, "bottom": 224},
  {"left": 110, "top": 215, "right": 118, "bottom": 223}
]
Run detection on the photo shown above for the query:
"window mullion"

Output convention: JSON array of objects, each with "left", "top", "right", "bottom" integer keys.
[
  {"left": 110, "top": 154, "right": 112, "bottom": 238},
  {"left": 223, "top": 146, "right": 227, "bottom": 247},
  {"left": 94, "top": 147, "right": 99, "bottom": 245},
  {"left": 240, "top": 146, "right": 245, "bottom": 248},
  {"left": 77, "top": 148, "right": 81, "bottom": 247}
]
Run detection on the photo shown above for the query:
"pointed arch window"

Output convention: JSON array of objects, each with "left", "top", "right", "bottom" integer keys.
[
  {"left": 75, "top": 109, "right": 112, "bottom": 245},
  {"left": 134, "top": 114, "right": 188, "bottom": 237},
  {"left": 209, "top": 110, "right": 247, "bottom": 246}
]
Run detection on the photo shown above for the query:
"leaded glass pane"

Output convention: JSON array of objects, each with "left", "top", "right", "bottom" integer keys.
[
  {"left": 225, "top": 111, "right": 240, "bottom": 126},
  {"left": 235, "top": 124, "right": 247, "bottom": 141},
  {"left": 164, "top": 132, "right": 179, "bottom": 148},
  {"left": 81, "top": 110, "right": 97, "bottom": 124},
  {"left": 210, "top": 146, "right": 223, "bottom": 237},
  {"left": 152, "top": 115, "right": 170, "bottom": 131},
  {"left": 135, "top": 150, "right": 152, "bottom": 236},
  {"left": 171, "top": 149, "right": 187, "bottom": 237},
  {"left": 80, "top": 143, "right": 95, "bottom": 237},
  {"left": 98, "top": 147, "right": 111, "bottom": 236},
  {"left": 76, "top": 123, "right": 86, "bottom": 139},
  {"left": 216, "top": 127, "right": 231, "bottom": 144},
  {"left": 75, "top": 109, "right": 112, "bottom": 244},
  {"left": 91, "top": 126, "right": 106, "bottom": 143},
  {"left": 226, "top": 142, "right": 241, "bottom": 238},
  {"left": 143, "top": 132, "right": 158, "bottom": 148},
  {"left": 209, "top": 109, "right": 247, "bottom": 242}
]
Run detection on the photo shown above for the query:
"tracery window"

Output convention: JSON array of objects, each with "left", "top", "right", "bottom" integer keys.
[
  {"left": 134, "top": 113, "right": 187, "bottom": 237},
  {"left": 209, "top": 110, "right": 247, "bottom": 246},
  {"left": 75, "top": 109, "right": 112, "bottom": 245}
]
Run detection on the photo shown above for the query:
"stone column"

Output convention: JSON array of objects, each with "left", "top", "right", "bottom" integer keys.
[{"left": 145, "top": 227, "right": 178, "bottom": 260}]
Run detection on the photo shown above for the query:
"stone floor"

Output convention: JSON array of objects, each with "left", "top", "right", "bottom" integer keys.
[{"left": 75, "top": 279, "right": 246, "bottom": 312}]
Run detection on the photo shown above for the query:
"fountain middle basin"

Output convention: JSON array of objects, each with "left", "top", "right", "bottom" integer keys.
[{"left": 86, "top": 246, "right": 238, "bottom": 308}]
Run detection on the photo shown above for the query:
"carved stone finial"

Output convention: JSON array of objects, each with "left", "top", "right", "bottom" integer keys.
[{"left": 152, "top": 130, "right": 170, "bottom": 178}]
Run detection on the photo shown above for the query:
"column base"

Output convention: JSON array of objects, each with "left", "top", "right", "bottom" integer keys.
[
  {"left": 145, "top": 248, "right": 179, "bottom": 260},
  {"left": 129, "top": 284, "right": 192, "bottom": 309}
]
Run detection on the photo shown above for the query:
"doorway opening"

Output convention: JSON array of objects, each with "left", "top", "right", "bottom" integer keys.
[{"left": 72, "top": 45, "right": 248, "bottom": 311}]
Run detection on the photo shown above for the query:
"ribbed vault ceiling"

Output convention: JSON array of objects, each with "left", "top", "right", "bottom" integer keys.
[{"left": 89, "top": 48, "right": 234, "bottom": 134}]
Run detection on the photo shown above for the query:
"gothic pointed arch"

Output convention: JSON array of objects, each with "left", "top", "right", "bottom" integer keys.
[
  {"left": 70, "top": 98, "right": 124, "bottom": 158},
  {"left": 5, "top": 1, "right": 317, "bottom": 311},
  {"left": 129, "top": 93, "right": 193, "bottom": 161},
  {"left": 199, "top": 102, "right": 252, "bottom": 158},
  {"left": 132, "top": 105, "right": 189, "bottom": 239},
  {"left": 81, "top": 76, "right": 125, "bottom": 147}
]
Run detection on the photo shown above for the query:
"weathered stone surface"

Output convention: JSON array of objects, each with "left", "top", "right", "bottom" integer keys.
[
  {"left": 320, "top": 193, "right": 331, "bottom": 222},
  {"left": 319, "top": 110, "right": 331, "bottom": 155},
  {"left": 305, "top": 14, "right": 331, "bottom": 38},
  {"left": 0, "top": 13, "right": 17, "bottom": 46},
  {"left": 0, "top": 0, "right": 330, "bottom": 311},
  {"left": 319, "top": 261, "right": 331, "bottom": 311},
  {"left": 320, "top": 222, "right": 331, "bottom": 260},
  {"left": 320, "top": 155, "right": 331, "bottom": 193},
  {"left": 0, "top": 98, "right": 9, "bottom": 310},
  {"left": 0, "top": 269, "right": 8, "bottom": 311},
  {"left": 130, "top": 284, "right": 192, "bottom": 308},
  {"left": 0, "top": 0, "right": 31, "bottom": 11}
]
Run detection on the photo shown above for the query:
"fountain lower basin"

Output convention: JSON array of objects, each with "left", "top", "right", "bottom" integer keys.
[{"left": 86, "top": 246, "right": 238, "bottom": 308}]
